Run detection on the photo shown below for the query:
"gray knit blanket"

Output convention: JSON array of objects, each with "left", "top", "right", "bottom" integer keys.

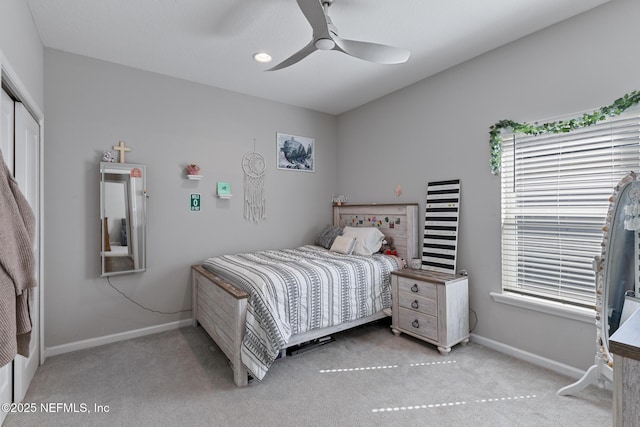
[{"left": 0, "top": 150, "right": 37, "bottom": 368}]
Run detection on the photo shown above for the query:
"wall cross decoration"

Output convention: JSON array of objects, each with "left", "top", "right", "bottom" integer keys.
[{"left": 113, "top": 140, "right": 131, "bottom": 163}]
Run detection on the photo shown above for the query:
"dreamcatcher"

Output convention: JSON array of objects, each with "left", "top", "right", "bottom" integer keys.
[{"left": 242, "top": 149, "right": 266, "bottom": 223}]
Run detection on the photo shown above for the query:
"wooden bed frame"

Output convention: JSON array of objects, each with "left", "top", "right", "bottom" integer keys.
[{"left": 191, "top": 203, "right": 419, "bottom": 386}]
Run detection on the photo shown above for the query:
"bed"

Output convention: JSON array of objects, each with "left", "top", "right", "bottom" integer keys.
[{"left": 191, "top": 203, "right": 420, "bottom": 386}]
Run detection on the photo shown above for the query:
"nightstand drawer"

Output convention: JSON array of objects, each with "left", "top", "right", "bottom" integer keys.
[
  {"left": 397, "top": 277, "right": 437, "bottom": 299},
  {"left": 398, "top": 292, "right": 436, "bottom": 316},
  {"left": 398, "top": 308, "right": 438, "bottom": 341}
]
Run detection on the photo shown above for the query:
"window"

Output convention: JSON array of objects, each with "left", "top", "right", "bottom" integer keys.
[{"left": 501, "top": 110, "right": 640, "bottom": 308}]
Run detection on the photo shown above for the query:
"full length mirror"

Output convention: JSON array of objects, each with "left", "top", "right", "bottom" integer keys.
[
  {"left": 558, "top": 171, "right": 640, "bottom": 396},
  {"left": 100, "top": 162, "right": 147, "bottom": 276},
  {"left": 604, "top": 178, "right": 637, "bottom": 342}
]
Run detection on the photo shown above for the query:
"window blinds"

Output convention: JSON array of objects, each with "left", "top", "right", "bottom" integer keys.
[{"left": 501, "top": 112, "right": 640, "bottom": 307}]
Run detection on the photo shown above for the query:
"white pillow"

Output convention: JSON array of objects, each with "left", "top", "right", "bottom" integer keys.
[
  {"left": 330, "top": 235, "right": 356, "bottom": 255},
  {"left": 342, "top": 226, "right": 385, "bottom": 256}
]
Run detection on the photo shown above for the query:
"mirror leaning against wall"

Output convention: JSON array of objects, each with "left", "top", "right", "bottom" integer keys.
[{"left": 100, "top": 162, "right": 147, "bottom": 276}]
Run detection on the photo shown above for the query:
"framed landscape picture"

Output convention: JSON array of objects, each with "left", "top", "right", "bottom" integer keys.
[{"left": 276, "top": 133, "right": 315, "bottom": 172}]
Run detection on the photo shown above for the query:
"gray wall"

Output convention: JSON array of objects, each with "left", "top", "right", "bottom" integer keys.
[
  {"left": 7, "top": 0, "right": 638, "bottom": 372},
  {"left": 43, "top": 49, "right": 338, "bottom": 348},
  {"left": 336, "top": 0, "right": 639, "bottom": 370},
  {"left": 0, "top": 0, "right": 44, "bottom": 112}
]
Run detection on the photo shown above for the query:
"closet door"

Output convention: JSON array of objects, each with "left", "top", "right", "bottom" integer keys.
[
  {"left": 0, "top": 88, "right": 15, "bottom": 426},
  {"left": 0, "top": 87, "right": 13, "bottom": 172},
  {"left": 12, "top": 102, "right": 40, "bottom": 403}
]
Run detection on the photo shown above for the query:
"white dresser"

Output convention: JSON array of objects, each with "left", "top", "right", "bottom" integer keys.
[{"left": 391, "top": 269, "right": 469, "bottom": 355}]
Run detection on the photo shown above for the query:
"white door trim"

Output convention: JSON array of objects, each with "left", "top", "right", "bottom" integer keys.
[{"left": 0, "top": 86, "right": 15, "bottom": 427}]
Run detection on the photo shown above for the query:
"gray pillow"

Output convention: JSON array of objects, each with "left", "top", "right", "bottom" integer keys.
[{"left": 315, "top": 224, "right": 343, "bottom": 249}]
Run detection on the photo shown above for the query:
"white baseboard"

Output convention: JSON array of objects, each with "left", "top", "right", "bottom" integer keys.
[
  {"left": 470, "top": 333, "right": 585, "bottom": 380},
  {"left": 43, "top": 322, "right": 589, "bottom": 382},
  {"left": 45, "top": 319, "right": 193, "bottom": 358}
]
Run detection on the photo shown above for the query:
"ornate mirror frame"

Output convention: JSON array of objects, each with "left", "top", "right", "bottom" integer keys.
[{"left": 558, "top": 171, "right": 639, "bottom": 395}]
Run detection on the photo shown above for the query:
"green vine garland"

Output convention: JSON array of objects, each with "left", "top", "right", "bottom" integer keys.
[{"left": 489, "top": 90, "right": 640, "bottom": 175}]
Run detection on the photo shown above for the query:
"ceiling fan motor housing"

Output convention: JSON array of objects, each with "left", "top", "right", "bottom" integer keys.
[{"left": 315, "top": 38, "right": 335, "bottom": 50}]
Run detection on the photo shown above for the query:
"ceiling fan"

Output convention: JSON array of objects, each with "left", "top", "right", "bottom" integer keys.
[{"left": 267, "top": 0, "right": 411, "bottom": 71}]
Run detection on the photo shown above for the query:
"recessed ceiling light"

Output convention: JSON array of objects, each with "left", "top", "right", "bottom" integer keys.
[{"left": 253, "top": 52, "right": 272, "bottom": 63}]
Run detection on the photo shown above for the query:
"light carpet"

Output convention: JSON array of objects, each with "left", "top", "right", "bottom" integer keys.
[{"left": 3, "top": 319, "right": 611, "bottom": 426}]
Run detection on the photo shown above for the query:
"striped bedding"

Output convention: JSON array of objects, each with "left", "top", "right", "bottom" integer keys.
[{"left": 202, "top": 245, "right": 402, "bottom": 381}]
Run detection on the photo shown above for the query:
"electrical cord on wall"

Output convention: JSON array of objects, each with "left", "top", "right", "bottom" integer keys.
[
  {"left": 458, "top": 269, "right": 477, "bottom": 334},
  {"left": 106, "top": 276, "right": 192, "bottom": 315},
  {"left": 469, "top": 307, "right": 478, "bottom": 333}
]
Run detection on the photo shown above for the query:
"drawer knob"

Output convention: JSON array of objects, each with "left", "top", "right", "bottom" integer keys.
[
  {"left": 411, "top": 300, "right": 419, "bottom": 309},
  {"left": 411, "top": 284, "right": 419, "bottom": 293},
  {"left": 412, "top": 319, "right": 420, "bottom": 328}
]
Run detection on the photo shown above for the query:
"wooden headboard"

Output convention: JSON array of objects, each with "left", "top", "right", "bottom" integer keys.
[{"left": 333, "top": 204, "right": 420, "bottom": 263}]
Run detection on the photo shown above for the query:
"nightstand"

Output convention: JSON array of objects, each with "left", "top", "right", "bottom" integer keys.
[{"left": 390, "top": 268, "right": 469, "bottom": 355}]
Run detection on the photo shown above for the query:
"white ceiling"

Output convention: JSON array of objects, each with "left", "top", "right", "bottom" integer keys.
[{"left": 25, "top": 0, "right": 610, "bottom": 115}]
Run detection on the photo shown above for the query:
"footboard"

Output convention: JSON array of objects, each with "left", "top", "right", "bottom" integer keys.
[{"left": 191, "top": 265, "right": 249, "bottom": 386}]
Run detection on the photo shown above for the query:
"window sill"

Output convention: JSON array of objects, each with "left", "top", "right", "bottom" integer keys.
[{"left": 490, "top": 291, "right": 595, "bottom": 324}]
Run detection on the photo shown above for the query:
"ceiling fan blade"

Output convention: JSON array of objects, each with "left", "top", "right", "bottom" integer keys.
[
  {"left": 296, "top": 0, "right": 331, "bottom": 39},
  {"left": 266, "top": 40, "right": 318, "bottom": 71},
  {"left": 333, "top": 37, "right": 411, "bottom": 64}
]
